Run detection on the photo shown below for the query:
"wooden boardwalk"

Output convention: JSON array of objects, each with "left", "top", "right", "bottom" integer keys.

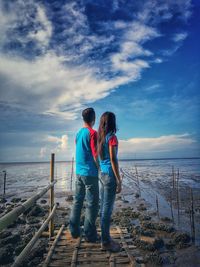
[{"left": 39, "top": 225, "right": 143, "bottom": 267}]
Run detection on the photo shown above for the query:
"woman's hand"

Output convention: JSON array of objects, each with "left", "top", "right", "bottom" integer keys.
[{"left": 116, "top": 180, "right": 122, "bottom": 194}]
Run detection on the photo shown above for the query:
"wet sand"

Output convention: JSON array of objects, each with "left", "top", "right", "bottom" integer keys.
[{"left": 0, "top": 164, "right": 200, "bottom": 266}]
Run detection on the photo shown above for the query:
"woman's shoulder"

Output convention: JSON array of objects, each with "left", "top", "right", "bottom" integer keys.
[{"left": 107, "top": 133, "right": 118, "bottom": 146}]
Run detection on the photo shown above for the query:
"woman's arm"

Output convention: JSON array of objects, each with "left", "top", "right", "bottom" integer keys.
[{"left": 109, "top": 145, "right": 122, "bottom": 193}]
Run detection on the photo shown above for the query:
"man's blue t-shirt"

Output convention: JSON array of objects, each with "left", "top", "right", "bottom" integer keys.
[{"left": 75, "top": 127, "right": 98, "bottom": 177}]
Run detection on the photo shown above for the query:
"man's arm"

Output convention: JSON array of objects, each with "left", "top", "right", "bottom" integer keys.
[{"left": 90, "top": 131, "right": 99, "bottom": 169}]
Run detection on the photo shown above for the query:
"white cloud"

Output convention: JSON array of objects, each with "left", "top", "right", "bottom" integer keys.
[
  {"left": 0, "top": 0, "right": 192, "bottom": 121},
  {"left": 154, "top": 58, "right": 163, "bottom": 63},
  {"left": 0, "top": 2, "right": 17, "bottom": 44},
  {"left": 0, "top": 1, "right": 52, "bottom": 53},
  {"left": 60, "top": 135, "right": 68, "bottom": 150},
  {"left": 0, "top": 50, "right": 152, "bottom": 119},
  {"left": 39, "top": 134, "right": 70, "bottom": 159},
  {"left": 45, "top": 134, "right": 68, "bottom": 151},
  {"left": 119, "top": 134, "right": 196, "bottom": 156},
  {"left": 113, "top": 0, "right": 119, "bottom": 11},
  {"left": 28, "top": 5, "right": 52, "bottom": 48},
  {"left": 137, "top": 0, "right": 192, "bottom": 24},
  {"left": 162, "top": 32, "right": 188, "bottom": 56},
  {"left": 130, "top": 99, "right": 157, "bottom": 117},
  {"left": 111, "top": 22, "right": 159, "bottom": 76},
  {"left": 39, "top": 147, "right": 47, "bottom": 158},
  {"left": 143, "top": 84, "right": 161, "bottom": 93},
  {"left": 172, "top": 32, "right": 188, "bottom": 42}
]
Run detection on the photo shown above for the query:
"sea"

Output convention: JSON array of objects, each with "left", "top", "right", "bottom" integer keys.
[{"left": 0, "top": 158, "right": 199, "bottom": 202}]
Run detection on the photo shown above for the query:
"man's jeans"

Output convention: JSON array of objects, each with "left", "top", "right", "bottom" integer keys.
[
  {"left": 100, "top": 173, "right": 117, "bottom": 244},
  {"left": 69, "top": 175, "right": 99, "bottom": 241}
]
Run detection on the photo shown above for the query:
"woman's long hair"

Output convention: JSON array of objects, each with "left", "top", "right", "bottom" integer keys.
[{"left": 97, "top": 112, "right": 117, "bottom": 160}]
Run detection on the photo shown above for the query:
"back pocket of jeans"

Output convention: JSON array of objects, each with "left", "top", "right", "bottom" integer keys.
[{"left": 101, "top": 173, "right": 115, "bottom": 185}]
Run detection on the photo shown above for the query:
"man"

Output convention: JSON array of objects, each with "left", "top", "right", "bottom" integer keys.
[{"left": 69, "top": 108, "right": 99, "bottom": 242}]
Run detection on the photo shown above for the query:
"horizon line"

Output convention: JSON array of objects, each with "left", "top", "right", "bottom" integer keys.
[{"left": 0, "top": 157, "right": 199, "bottom": 165}]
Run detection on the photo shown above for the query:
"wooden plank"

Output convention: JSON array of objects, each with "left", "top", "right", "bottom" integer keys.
[
  {"left": 71, "top": 234, "right": 82, "bottom": 267},
  {"left": 109, "top": 253, "right": 116, "bottom": 267},
  {"left": 43, "top": 224, "right": 65, "bottom": 267},
  {"left": 116, "top": 226, "right": 136, "bottom": 267}
]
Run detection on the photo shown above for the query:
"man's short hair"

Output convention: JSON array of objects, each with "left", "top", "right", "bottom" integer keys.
[{"left": 82, "top": 108, "right": 95, "bottom": 123}]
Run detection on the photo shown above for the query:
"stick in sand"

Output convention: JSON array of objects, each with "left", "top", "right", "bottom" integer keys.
[
  {"left": 190, "top": 188, "right": 195, "bottom": 243},
  {"left": 70, "top": 157, "right": 74, "bottom": 191},
  {"left": 172, "top": 166, "right": 174, "bottom": 189},
  {"left": 170, "top": 191, "right": 174, "bottom": 223},
  {"left": 176, "top": 168, "right": 180, "bottom": 226},
  {"left": 156, "top": 195, "right": 159, "bottom": 218},
  {"left": 3, "top": 171, "right": 6, "bottom": 198},
  {"left": 120, "top": 172, "right": 126, "bottom": 202},
  {"left": 135, "top": 165, "right": 141, "bottom": 196}
]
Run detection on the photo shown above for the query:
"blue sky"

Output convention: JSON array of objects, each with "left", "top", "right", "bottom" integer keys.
[{"left": 0, "top": 0, "right": 199, "bottom": 162}]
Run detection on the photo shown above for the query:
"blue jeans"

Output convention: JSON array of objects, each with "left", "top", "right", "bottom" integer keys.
[
  {"left": 100, "top": 173, "right": 117, "bottom": 244},
  {"left": 69, "top": 175, "right": 99, "bottom": 241}
]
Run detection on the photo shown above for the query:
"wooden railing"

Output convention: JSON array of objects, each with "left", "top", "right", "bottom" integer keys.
[{"left": 0, "top": 153, "right": 58, "bottom": 267}]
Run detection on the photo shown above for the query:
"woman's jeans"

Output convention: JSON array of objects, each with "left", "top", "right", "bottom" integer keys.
[
  {"left": 69, "top": 175, "right": 99, "bottom": 241},
  {"left": 100, "top": 173, "right": 117, "bottom": 244}
]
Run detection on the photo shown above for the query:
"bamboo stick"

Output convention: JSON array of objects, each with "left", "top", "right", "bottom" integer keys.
[
  {"left": 135, "top": 165, "right": 140, "bottom": 196},
  {"left": 70, "top": 157, "right": 74, "bottom": 191},
  {"left": 71, "top": 233, "right": 82, "bottom": 267},
  {"left": 3, "top": 170, "right": 6, "bottom": 196},
  {"left": 116, "top": 226, "right": 135, "bottom": 267},
  {"left": 172, "top": 166, "right": 175, "bottom": 189},
  {"left": 49, "top": 153, "right": 55, "bottom": 238},
  {"left": 156, "top": 195, "right": 159, "bottom": 218},
  {"left": 43, "top": 224, "right": 65, "bottom": 267},
  {"left": 0, "top": 180, "right": 57, "bottom": 232},
  {"left": 170, "top": 191, "right": 174, "bottom": 223},
  {"left": 11, "top": 203, "right": 57, "bottom": 267},
  {"left": 176, "top": 169, "right": 180, "bottom": 226},
  {"left": 190, "top": 188, "right": 195, "bottom": 243}
]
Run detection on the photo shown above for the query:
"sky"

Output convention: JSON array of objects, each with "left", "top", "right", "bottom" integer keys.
[{"left": 0, "top": 0, "right": 199, "bottom": 162}]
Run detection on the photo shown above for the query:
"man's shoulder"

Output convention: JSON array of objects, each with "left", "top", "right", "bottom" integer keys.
[
  {"left": 76, "top": 127, "right": 91, "bottom": 140},
  {"left": 77, "top": 127, "right": 89, "bottom": 134},
  {"left": 87, "top": 127, "right": 97, "bottom": 137}
]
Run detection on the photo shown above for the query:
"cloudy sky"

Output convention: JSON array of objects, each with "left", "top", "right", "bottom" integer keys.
[{"left": 0, "top": 0, "right": 199, "bottom": 162}]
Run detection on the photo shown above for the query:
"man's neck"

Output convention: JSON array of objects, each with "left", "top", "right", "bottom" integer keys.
[{"left": 84, "top": 123, "right": 92, "bottom": 129}]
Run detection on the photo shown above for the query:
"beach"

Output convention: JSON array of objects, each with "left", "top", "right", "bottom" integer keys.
[{"left": 0, "top": 158, "right": 200, "bottom": 266}]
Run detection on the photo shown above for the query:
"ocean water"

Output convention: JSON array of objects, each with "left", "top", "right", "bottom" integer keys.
[{"left": 0, "top": 158, "right": 199, "bottom": 201}]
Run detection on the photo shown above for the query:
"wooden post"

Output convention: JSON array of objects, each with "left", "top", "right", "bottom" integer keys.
[
  {"left": 172, "top": 166, "right": 174, "bottom": 189},
  {"left": 176, "top": 169, "right": 180, "bottom": 226},
  {"left": 49, "top": 153, "right": 55, "bottom": 238},
  {"left": 135, "top": 165, "right": 140, "bottom": 196},
  {"left": 190, "top": 188, "right": 195, "bottom": 243},
  {"left": 176, "top": 168, "right": 179, "bottom": 188},
  {"left": 156, "top": 195, "right": 159, "bottom": 218},
  {"left": 3, "top": 170, "right": 6, "bottom": 197},
  {"left": 170, "top": 191, "right": 174, "bottom": 223},
  {"left": 70, "top": 157, "right": 74, "bottom": 191}
]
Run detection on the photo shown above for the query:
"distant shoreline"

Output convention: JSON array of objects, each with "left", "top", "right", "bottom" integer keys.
[{"left": 0, "top": 157, "right": 199, "bottom": 165}]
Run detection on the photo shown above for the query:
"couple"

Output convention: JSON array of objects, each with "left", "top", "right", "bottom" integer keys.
[{"left": 69, "top": 107, "right": 122, "bottom": 252}]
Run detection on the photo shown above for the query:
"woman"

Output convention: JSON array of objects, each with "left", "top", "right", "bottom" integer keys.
[{"left": 98, "top": 112, "right": 122, "bottom": 252}]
